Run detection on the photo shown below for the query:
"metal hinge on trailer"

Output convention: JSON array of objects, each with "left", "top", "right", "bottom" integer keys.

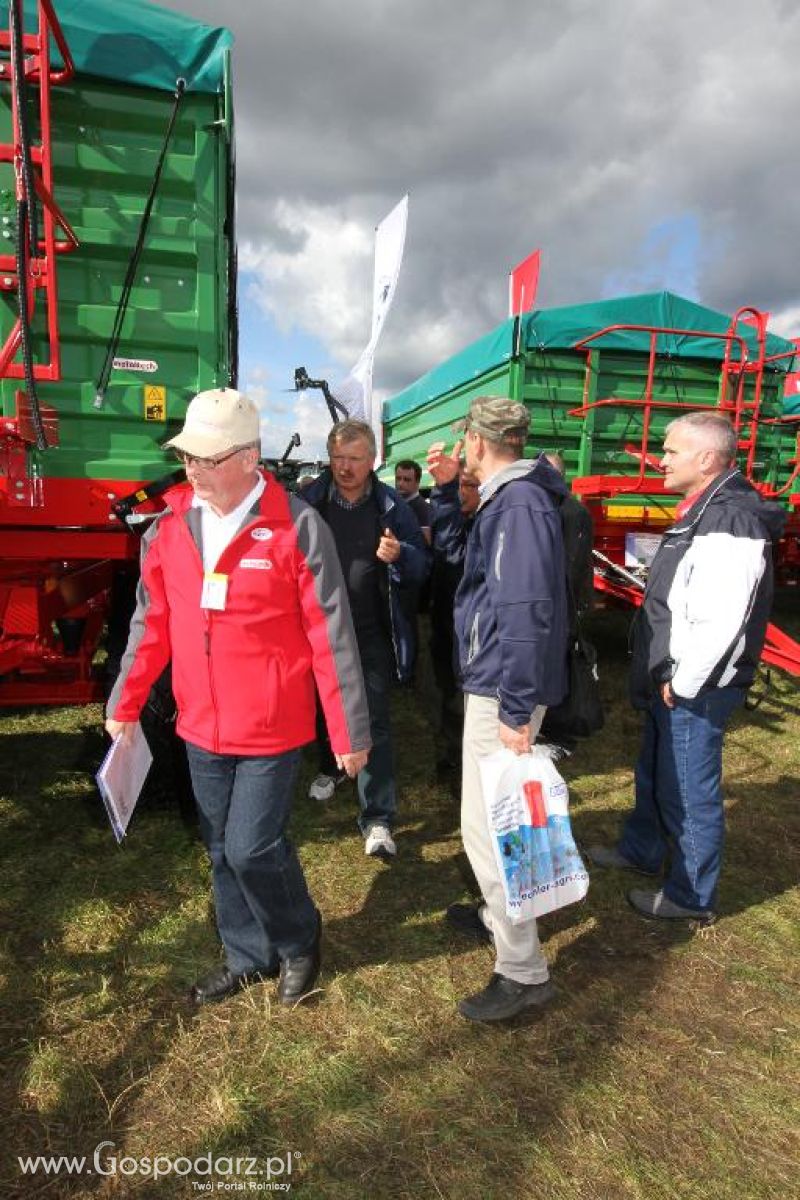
[{"left": 1, "top": 395, "right": 56, "bottom": 506}]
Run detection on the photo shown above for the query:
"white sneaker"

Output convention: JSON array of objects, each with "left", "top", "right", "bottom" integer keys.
[
  {"left": 308, "top": 773, "right": 340, "bottom": 801},
  {"left": 364, "top": 823, "right": 397, "bottom": 859}
]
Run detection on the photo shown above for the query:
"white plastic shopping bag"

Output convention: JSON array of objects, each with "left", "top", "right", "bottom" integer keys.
[{"left": 478, "top": 746, "right": 589, "bottom": 923}]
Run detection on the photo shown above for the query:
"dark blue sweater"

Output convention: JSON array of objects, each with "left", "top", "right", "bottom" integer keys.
[{"left": 301, "top": 470, "right": 430, "bottom": 684}]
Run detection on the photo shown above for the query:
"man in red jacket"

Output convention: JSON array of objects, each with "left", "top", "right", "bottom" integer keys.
[{"left": 106, "top": 388, "right": 370, "bottom": 1007}]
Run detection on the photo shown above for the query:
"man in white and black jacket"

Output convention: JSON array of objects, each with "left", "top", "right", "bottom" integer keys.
[{"left": 589, "top": 412, "right": 785, "bottom": 922}]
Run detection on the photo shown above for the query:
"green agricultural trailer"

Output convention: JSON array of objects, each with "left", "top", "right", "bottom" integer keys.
[
  {"left": 383, "top": 291, "right": 800, "bottom": 674},
  {"left": 0, "top": 0, "right": 235, "bottom": 704}
]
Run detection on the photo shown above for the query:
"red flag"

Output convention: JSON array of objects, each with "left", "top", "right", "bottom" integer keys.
[
  {"left": 784, "top": 336, "right": 800, "bottom": 400},
  {"left": 741, "top": 310, "right": 771, "bottom": 336},
  {"left": 508, "top": 249, "right": 540, "bottom": 317}
]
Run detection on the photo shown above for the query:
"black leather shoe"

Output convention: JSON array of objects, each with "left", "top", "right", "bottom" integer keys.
[
  {"left": 458, "top": 973, "right": 557, "bottom": 1023},
  {"left": 277, "top": 913, "right": 322, "bottom": 1006},
  {"left": 190, "top": 964, "right": 277, "bottom": 1006}
]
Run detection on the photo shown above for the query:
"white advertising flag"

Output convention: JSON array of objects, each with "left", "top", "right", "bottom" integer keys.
[
  {"left": 371, "top": 193, "right": 408, "bottom": 342},
  {"left": 333, "top": 194, "right": 408, "bottom": 461}
]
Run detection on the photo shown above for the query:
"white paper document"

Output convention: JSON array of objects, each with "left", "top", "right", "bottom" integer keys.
[{"left": 96, "top": 724, "right": 153, "bottom": 843}]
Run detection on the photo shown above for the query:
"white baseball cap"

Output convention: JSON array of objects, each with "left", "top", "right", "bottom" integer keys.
[{"left": 164, "top": 388, "right": 260, "bottom": 458}]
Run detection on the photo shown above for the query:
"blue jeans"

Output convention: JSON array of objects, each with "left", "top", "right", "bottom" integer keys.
[
  {"left": 319, "top": 631, "right": 397, "bottom": 833},
  {"left": 619, "top": 686, "right": 744, "bottom": 911},
  {"left": 185, "top": 743, "right": 318, "bottom": 974}
]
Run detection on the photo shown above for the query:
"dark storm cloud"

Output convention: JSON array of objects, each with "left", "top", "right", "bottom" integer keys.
[{"left": 163, "top": 0, "right": 800, "bottom": 394}]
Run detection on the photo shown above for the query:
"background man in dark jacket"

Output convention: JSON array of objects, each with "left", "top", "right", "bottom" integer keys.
[
  {"left": 544, "top": 452, "right": 594, "bottom": 618},
  {"left": 428, "top": 397, "right": 569, "bottom": 1023},
  {"left": 429, "top": 467, "right": 479, "bottom": 776},
  {"left": 589, "top": 412, "right": 785, "bottom": 923},
  {"left": 394, "top": 459, "right": 432, "bottom": 544},
  {"left": 302, "top": 420, "right": 429, "bottom": 859}
]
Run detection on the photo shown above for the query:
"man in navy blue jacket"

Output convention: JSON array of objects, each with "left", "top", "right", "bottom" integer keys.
[
  {"left": 302, "top": 420, "right": 429, "bottom": 860},
  {"left": 428, "top": 397, "right": 569, "bottom": 1022}
]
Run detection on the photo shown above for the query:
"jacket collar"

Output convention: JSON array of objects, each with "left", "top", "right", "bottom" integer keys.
[
  {"left": 477, "top": 454, "right": 569, "bottom": 510},
  {"left": 309, "top": 468, "right": 396, "bottom": 516},
  {"left": 667, "top": 467, "right": 739, "bottom": 535},
  {"left": 164, "top": 468, "right": 275, "bottom": 517}
]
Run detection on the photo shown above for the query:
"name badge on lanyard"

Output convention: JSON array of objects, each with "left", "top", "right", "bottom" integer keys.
[{"left": 201, "top": 572, "right": 229, "bottom": 611}]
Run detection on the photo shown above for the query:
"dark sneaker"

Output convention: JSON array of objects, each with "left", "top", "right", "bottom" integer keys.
[
  {"left": 586, "top": 844, "right": 660, "bottom": 875},
  {"left": 445, "top": 902, "right": 494, "bottom": 945},
  {"left": 627, "top": 888, "right": 715, "bottom": 926},
  {"left": 458, "top": 973, "right": 557, "bottom": 1023}
]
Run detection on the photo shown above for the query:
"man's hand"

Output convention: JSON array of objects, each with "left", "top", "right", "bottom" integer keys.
[
  {"left": 335, "top": 750, "right": 369, "bottom": 777},
  {"left": 660, "top": 681, "right": 675, "bottom": 709},
  {"left": 499, "top": 720, "right": 531, "bottom": 755},
  {"left": 105, "top": 718, "right": 135, "bottom": 745},
  {"left": 426, "top": 440, "right": 462, "bottom": 487},
  {"left": 376, "top": 528, "right": 401, "bottom": 563}
]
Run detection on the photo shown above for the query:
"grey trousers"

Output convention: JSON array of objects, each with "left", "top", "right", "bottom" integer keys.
[{"left": 461, "top": 693, "right": 549, "bottom": 985}]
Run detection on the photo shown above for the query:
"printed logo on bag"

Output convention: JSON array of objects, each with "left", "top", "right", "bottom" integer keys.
[
  {"left": 241, "top": 558, "right": 272, "bottom": 570},
  {"left": 523, "top": 780, "right": 547, "bottom": 827},
  {"left": 251, "top": 527, "right": 273, "bottom": 541}
]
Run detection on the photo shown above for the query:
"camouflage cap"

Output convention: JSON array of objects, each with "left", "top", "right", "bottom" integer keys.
[{"left": 452, "top": 395, "right": 530, "bottom": 443}]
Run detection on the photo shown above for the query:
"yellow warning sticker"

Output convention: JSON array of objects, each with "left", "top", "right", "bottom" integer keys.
[
  {"left": 144, "top": 385, "right": 167, "bottom": 422},
  {"left": 604, "top": 504, "right": 674, "bottom": 524}
]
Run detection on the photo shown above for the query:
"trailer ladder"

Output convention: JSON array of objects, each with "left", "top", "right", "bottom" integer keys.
[{"left": 0, "top": 0, "right": 78, "bottom": 449}]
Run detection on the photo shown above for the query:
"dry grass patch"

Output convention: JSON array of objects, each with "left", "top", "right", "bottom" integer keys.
[{"left": 1, "top": 608, "right": 798, "bottom": 1198}]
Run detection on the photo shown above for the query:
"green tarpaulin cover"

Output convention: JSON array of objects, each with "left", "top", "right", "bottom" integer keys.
[
  {"left": 0, "top": 0, "right": 232, "bottom": 93},
  {"left": 384, "top": 291, "right": 797, "bottom": 422},
  {"left": 523, "top": 291, "right": 793, "bottom": 362}
]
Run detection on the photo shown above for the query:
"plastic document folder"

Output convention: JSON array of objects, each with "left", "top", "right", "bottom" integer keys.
[{"left": 96, "top": 724, "right": 153, "bottom": 843}]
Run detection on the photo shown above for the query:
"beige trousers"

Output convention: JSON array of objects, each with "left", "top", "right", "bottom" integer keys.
[{"left": 461, "top": 693, "right": 549, "bottom": 985}]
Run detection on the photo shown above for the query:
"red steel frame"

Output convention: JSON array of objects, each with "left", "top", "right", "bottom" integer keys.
[
  {"left": 569, "top": 316, "right": 800, "bottom": 504},
  {"left": 0, "top": 0, "right": 79, "bottom": 387},
  {"left": 565, "top": 313, "right": 800, "bottom": 676},
  {"left": 592, "top": 567, "right": 800, "bottom": 677},
  {"left": 568, "top": 322, "right": 753, "bottom": 497},
  {"left": 0, "top": 3, "right": 109, "bottom": 704}
]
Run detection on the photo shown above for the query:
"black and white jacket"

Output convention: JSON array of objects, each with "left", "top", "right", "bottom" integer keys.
[{"left": 630, "top": 469, "right": 786, "bottom": 708}]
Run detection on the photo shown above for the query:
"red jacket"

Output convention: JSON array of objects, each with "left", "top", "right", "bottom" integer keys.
[{"left": 109, "top": 472, "right": 370, "bottom": 757}]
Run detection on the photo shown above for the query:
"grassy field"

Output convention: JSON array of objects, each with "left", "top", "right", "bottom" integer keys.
[{"left": 1, "top": 608, "right": 798, "bottom": 1199}]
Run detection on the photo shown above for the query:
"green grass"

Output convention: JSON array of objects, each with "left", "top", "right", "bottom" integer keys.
[{"left": 1, "top": 608, "right": 798, "bottom": 1198}]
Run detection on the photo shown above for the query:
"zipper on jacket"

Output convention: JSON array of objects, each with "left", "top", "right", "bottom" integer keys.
[
  {"left": 379, "top": 505, "right": 401, "bottom": 681},
  {"left": 387, "top": 590, "right": 401, "bottom": 681},
  {"left": 467, "top": 610, "right": 481, "bottom": 663},
  {"left": 494, "top": 531, "right": 505, "bottom": 581},
  {"left": 204, "top": 610, "right": 220, "bottom": 753}
]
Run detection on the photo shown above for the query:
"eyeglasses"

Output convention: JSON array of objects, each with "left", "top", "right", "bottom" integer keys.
[{"left": 174, "top": 447, "right": 245, "bottom": 470}]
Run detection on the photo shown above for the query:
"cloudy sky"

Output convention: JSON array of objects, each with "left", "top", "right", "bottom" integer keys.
[{"left": 163, "top": 0, "right": 800, "bottom": 459}]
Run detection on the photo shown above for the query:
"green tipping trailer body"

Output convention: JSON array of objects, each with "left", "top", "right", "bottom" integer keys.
[
  {"left": 384, "top": 291, "right": 798, "bottom": 506},
  {"left": 0, "top": 0, "right": 235, "bottom": 703}
]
